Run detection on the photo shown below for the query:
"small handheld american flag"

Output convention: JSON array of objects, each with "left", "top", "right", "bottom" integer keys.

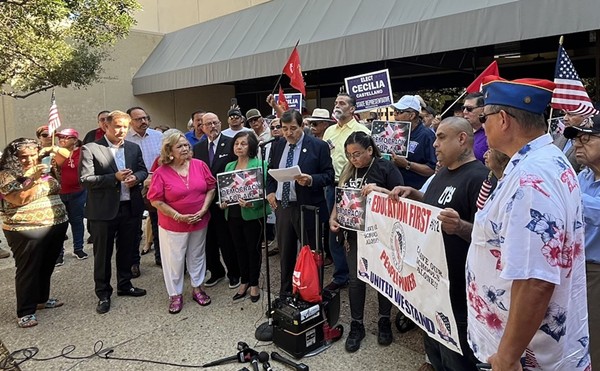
[{"left": 48, "top": 91, "right": 62, "bottom": 135}]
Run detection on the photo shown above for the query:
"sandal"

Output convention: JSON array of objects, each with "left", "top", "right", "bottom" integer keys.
[
  {"left": 192, "top": 289, "right": 211, "bottom": 306},
  {"left": 395, "top": 312, "right": 416, "bottom": 333},
  {"left": 141, "top": 244, "right": 152, "bottom": 255},
  {"left": 18, "top": 314, "right": 38, "bottom": 328},
  {"left": 169, "top": 294, "right": 183, "bottom": 314},
  {"left": 36, "top": 298, "right": 64, "bottom": 310}
]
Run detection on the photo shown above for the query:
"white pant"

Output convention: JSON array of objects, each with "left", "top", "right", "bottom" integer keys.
[{"left": 158, "top": 226, "right": 207, "bottom": 296}]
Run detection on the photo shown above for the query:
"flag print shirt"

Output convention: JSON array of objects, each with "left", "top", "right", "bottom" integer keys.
[{"left": 466, "top": 134, "right": 590, "bottom": 370}]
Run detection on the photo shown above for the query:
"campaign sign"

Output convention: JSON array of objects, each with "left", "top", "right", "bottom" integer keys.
[
  {"left": 358, "top": 192, "right": 462, "bottom": 354},
  {"left": 370, "top": 120, "right": 411, "bottom": 157},
  {"left": 217, "top": 167, "right": 263, "bottom": 206},
  {"left": 335, "top": 187, "right": 366, "bottom": 232},
  {"left": 344, "top": 69, "right": 393, "bottom": 112},
  {"left": 273, "top": 93, "right": 303, "bottom": 114}
]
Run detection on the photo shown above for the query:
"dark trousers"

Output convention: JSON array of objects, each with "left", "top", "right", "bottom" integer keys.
[
  {"left": 326, "top": 185, "right": 348, "bottom": 284},
  {"left": 274, "top": 202, "right": 316, "bottom": 295},
  {"left": 346, "top": 231, "right": 392, "bottom": 321},
  {"left": 4, "top": 222, "right": 68, "bottom": 317},
  {"left": 90, "top": 202, "right": 141, "bottom": 299},
  {"left": 149, "top": 210, "right": 161, "bottom": 261},
  {"left": 229, "top": 217, "right": 262, "bottom": 286},
  {"left": 424, "top": 321, "right": 479, "bottom": 371},
  {"left": 60, "top": 189, "right": 87, "bottom": 255},
  {"left": 205, "top": 204, "right": 239, "bottom": 280}
]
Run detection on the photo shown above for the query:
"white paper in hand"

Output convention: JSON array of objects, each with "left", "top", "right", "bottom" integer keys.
[{"left": 268, "top": 165, "right": 301, "bottom": 182}]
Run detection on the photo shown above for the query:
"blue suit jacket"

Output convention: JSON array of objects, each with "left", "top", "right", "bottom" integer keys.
[{"left": 267, "top": 134, "right": 334, "bottom": 222}]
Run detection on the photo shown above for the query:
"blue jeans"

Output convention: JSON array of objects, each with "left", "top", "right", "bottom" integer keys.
[
  {"left": 60, "top": 190, "right": 86, "bottom": 255},
  {"left": 326, "top": 185, "right": 348, "bottom": 285}
]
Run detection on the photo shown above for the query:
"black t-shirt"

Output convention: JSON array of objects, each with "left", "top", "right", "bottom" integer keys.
[
  {"left": 422, "top": 160, "right": 491, "bottom": 322},
  {"left": 342, "top": 157, "right": 404, "bottom": 190}
]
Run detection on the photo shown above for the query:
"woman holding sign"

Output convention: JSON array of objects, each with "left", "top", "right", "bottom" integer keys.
[
  {"left": 220, "top": 131, "right": 270, "bottom": 303},
  {"left": 329, "top": 131, "right": 403, "bottom": 352},
  {"left": 147, "top": 130, "right": 216, "bottom": 314}
]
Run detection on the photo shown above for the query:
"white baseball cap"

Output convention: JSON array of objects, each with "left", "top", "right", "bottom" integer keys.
[{"left": 392, "top": 95, "right": 421, "bottom": 112}]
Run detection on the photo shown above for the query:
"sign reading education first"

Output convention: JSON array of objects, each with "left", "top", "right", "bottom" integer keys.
[{"left": 344, "top": 69, "right": 393, "bottom": 113}]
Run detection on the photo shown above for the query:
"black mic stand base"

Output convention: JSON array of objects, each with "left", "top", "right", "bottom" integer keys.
[{"left": 255, "top": 320, "right": 273, "bottom": 342}]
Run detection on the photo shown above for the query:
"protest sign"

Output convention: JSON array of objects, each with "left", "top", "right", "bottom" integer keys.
[
  {"left": 273, "top": 93, "right": 303, "bottom": 114},
  {"left": 217, "top": 167, "right": 263, "bottom": 206},
  {"left": 344, "top": 69, "right": 393, "bottom": 112},
  {"left": 370, "top": 120, "right": 411, "bottom": 157},
  {"left": 335, "top": 187, "right": 366, "bottom": 232},
  {"left": 358, "top": 192, "right": 462, "bottom": 354}
]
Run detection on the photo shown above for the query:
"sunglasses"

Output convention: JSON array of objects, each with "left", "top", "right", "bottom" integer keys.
[
  {"left": 132, "top": 116, "right": 151, "bottom": 122},
  {"left": 461, "top": 105, "right": 482, "bottom": 112},
  {"left": 478, "top": 110, "right": 516, "bottom": 124},
  {"left": 40, "top": 133, "right": 50, "bottom": 138},
  {"left": 229, "top": 115, "right": 241, "bottom": 120},
  {"left": 394, "top": 109, "right": 410, "bottom": 115},
  {"left": 270, "top": 124, "right": 282, "bottom": 130}
]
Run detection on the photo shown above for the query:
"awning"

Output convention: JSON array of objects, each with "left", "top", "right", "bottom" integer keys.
[{"left": 132, "top": 0, "right": 600, "bottom": 95}]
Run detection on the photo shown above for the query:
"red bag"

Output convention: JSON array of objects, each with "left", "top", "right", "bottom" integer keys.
[{"left": 292, "top": 245, "right": 322, "bottom": 303}]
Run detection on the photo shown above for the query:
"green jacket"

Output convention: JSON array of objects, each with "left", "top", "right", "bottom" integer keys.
[{"left": 223, "top": 157, "right": 271, "bottom": 221}]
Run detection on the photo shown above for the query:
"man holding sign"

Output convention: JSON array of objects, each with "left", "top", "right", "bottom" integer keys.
[{"left": 390, "top": 117, "right": 489, "bottom": 370}]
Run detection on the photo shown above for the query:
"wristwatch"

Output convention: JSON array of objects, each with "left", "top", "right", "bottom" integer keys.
[{"left": 405, "top": 161, "right": 411, "bottom": 170}]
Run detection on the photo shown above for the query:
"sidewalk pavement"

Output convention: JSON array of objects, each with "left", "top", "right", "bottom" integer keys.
[{"left": 0, "top": 236, "right": 425, "bottom": 370}]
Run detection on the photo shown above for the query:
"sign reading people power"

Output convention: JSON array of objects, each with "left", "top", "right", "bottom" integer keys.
[
  {"left": 358, "top": 192, "right": 462, "bottom": 354},
  {"left": 217, "top": 168, "right": 264, "bottom": 206},
  {"left": 344, "top": 69, "right": 393, "bottom": 112},
  {"left": 370, "top": 120, "right": 411, "bottom": 157}
]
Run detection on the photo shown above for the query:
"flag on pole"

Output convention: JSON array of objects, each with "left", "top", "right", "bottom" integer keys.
[
  {"left": 48, "top": 92, "right": 62, "bottom": 135},
  {"left": 466, "top": 61, "right": 499, "bottom": 93},
  {"left": 282, "top": 47, "right": 306, "bottom": 96},
  {"left": 278, "top": 85, "right": 289, "bottom": 111},
  {"left": 550, "top": 45, "right": 598, "bottom": 116}
]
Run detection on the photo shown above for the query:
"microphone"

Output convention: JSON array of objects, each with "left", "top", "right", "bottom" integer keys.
[
  {"left": 251, "top": 352, "right": 269, "bottom": 371},
  {"left": 262, "top": 361, "right": 274, "bottom": 371},
  {"left": 237, "top": 341, "right": 250, "bottom": 351},
  {"left": 259, "top": 137, "right": 276, "bottom": 147},
  {"left": 202, "top": 348, "right": 258, "bottom": 367}
]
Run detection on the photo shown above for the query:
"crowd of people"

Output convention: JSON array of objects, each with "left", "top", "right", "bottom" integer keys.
[{"left": 0, "top": 76, "right": 597, "bottom": 371}]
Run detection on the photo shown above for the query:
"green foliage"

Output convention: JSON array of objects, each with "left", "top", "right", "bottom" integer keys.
[{"left": 0, "top": 0, "right": 140, "bottom": 98}]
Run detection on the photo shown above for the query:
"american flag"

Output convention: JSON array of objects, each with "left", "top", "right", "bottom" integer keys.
[
  {"left": 550, "top": 45, "right": 598, "bottom": 116},
  {"left": 48, "top": 92, "right": 62, "bottom": 135}
]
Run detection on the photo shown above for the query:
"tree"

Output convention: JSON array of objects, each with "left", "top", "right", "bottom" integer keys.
[{"left": 0, "top": 0, "right": 140, "bottom": 98}]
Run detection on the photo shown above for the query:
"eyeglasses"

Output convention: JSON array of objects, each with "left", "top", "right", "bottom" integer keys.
[
  {"left": 270, "top": 124, "right": 282, "bottom": 130},
  {"left": 247, "top": 118, "right": 260, "bottom": 124},
  {"left": 394, "top": 109, "right": 409, "bottom": 115},
  {"left": 478, "top": 110, "right": 516, "bottom": 124},
  {"left": 132, "top": 116, "right": 151, "bottom": 122},
  {"left": 462, "top": 105, "right": 482, "bottom": 113},
  {"left": 571, "top": 133, "right": 600, "bottom": 145},
  {"left": 345, "top": 150, "right": 367, "bottom": 160},
  {"left": 40, "top": 133, "right": 49, "bottom": 138},
  {"left": 203, "top": 121, "right": 220, "bottom": 127}
]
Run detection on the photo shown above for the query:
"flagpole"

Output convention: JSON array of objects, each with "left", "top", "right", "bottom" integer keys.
[
  {"left": 51, "top": 89, "right": 56, "bottom": 147},
  {"left": 270, "top": 39, "right": 300, "bottom": 96},
  {"left": 547, "top": 35, "right": 564, "bottom": 133},
  {"left": 440, "top": 90, "right": 467, "bottom": 117}
]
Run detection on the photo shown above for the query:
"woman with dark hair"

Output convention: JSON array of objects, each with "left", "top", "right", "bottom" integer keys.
[
  {"left": 56, "top": 128, "right": 88, "bottom": 265},
  {"left": 329, "top": 131, "right": 404, "bottom": 352},
  {"left": 220, "top": 131, "right": 270, "bottom": 302},
  {"left": 0, "top": 138, "right": 69, "bottom": 328},
  {"left": 147, "top": 130, "right": 216, "bottom": 314}
]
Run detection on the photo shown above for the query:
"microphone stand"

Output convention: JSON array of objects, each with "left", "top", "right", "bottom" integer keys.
[{"left": 255, "top": 141, "right": 273, "bottom": 341}]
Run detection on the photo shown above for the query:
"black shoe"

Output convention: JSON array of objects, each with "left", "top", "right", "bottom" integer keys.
[
  {"left": 233, "top": 291, "right": 247, "bottom": 301},
  {"left": 117, "top": 287, "right": 147, "bottom": 297},
  {"left": 73, "top": 250, "right": 88, "bottom": 260},
  {"left": 96, "top": 298, "right": 111, "bottom": 314},
  {"left": 377, "top": 317, "right": 393, "bottom": 346},
  {"left": 345, "top": 321, "right": 365, "bottom": 353},
  {"left": 228, "top": 277, "right": 240, "bottom": 289},
  {"left": 267, "top": 246, "right": 279, "bottom": 257},
  {"left": 325, "top": 280, "right": 348, "bottom": 292},
  {"left": 204, "top": 275, "right": 224, "bottom": 287},
  {"left": 87, "top": 236, "right": 93, "bottom": 244},
  {"left": 131, "top": 264, "right": 141, "bottom": 278},
  {"left": 395, "top": 312, "right": 416, "bottom": 333},
  {"left": 55, "top": 256, "right": 64, "bottom": 267},
  {"left": 250, "top": 293, "right": 260, "bottom": 303},
  {"left": 155, "top": 258, "right": 162, "bottom": 267}
]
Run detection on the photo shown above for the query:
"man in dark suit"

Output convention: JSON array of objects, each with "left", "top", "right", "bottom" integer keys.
[
  {"left": 266, "top": 109, "right": 334, "bottom": 296},
  {"left": 79, "top": 110, "right": 148, "bottom": 314},
  {"left": 192, "top": 112, "right": 240, "bottom": 288}
]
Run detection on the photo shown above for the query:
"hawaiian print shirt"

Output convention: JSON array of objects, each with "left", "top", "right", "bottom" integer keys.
[{"left": 466, "top": 134, "right": 590, "bottom": 370}]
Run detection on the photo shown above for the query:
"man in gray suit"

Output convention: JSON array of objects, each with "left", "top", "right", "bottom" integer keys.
[{"left": 79, "top": 110, "right": 148, "bottom": 314}]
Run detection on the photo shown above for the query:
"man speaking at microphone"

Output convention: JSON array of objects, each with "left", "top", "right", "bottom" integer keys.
[{"left": 266, "top": 109, "right": 334, "bottom": 297}]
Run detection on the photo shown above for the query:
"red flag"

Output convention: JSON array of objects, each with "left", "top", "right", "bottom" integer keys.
[
  {"left": 466, "top": 61, "right": 499, "bottom": 93},
  {"left": 278, "top": 85, "right": 289, "bottom": 111},
  {"left": 282, "top": 47, "right": 306, "bottom": 96}
]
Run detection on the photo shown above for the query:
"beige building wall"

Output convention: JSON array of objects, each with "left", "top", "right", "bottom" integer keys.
[{"left": 0, "top": 0, "right": 270, "bottom": 147}]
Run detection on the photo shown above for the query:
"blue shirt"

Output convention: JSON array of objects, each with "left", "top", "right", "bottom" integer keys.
[
  {"left": 185, "top": 131, "right": 206, "bottom": 146},
  {"left": 399, "top": 121, "right": 437, "bottom": 189},
  {"left": 579, "top": 167, "right": 600, "bottom": 263}
]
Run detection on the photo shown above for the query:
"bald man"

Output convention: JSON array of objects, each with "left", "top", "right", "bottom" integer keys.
[{"left": 390, "top": 117, "right": 491, "bottom": 370}]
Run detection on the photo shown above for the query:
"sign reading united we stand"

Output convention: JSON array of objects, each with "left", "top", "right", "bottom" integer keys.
[
  {"left": 357, "top": 192, "right": 462, "bottom": 354},
  {"left": 344, "top": 69, "right": 393, "bottom": 113}
]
